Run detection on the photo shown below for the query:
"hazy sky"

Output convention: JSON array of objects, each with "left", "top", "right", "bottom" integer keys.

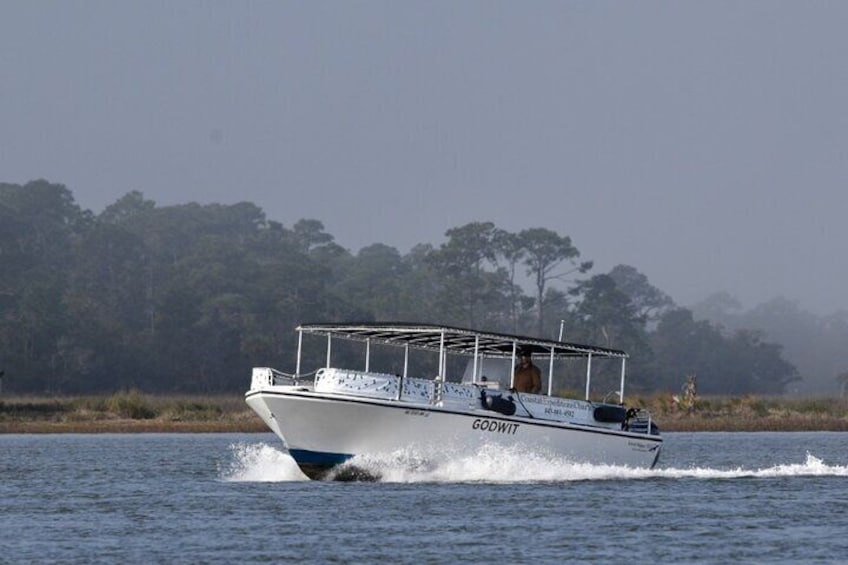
[{"left": 2, "top": 1, "right": 847, "bottom": 314}]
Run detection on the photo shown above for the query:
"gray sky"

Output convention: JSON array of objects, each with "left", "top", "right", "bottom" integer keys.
[{"left": 2, "top": 1, "right": 847, "bottom": 314}]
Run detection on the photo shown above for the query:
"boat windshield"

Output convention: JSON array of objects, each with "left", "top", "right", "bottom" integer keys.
[{"left": 460, "top": 357, "right": 543, "bottom": 390}]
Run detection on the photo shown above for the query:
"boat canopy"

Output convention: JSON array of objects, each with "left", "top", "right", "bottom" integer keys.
[{"left": 297, "top": 322, "right": 627, "bottom": 360}]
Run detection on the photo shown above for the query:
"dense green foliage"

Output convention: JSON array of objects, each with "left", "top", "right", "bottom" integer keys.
[{"left": 0, "top": 180, "right": 800, "bottom": 394}]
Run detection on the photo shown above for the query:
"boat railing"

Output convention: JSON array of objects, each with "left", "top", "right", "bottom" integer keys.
[
  {"left": 315, "top": 368, "right": 401, "bottom": 399},
  {"left": 250, "top": 367, "right": 316, "bottom": 389},
  {"left": 251, "top": 367, "right": 284, "bottom": 389},
  {"left": 311, "top": 367, "right": 482, "bottom": 408},
  {"left": 433, "top": 377, "right": 444, "bottom": 404}
]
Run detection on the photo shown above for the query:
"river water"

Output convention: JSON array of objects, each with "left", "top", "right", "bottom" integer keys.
[{"left": 2, "top": 432, "right": 847, "bottom": 563}]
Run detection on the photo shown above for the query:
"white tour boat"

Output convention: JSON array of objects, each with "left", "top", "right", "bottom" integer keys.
[{"left": 245, "top": 322, "right": 662, "bottom": 479}]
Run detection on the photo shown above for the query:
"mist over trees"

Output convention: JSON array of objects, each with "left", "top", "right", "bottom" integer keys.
[
  {"left": 0, "top": 180, "right": 816, "bottom": 395},
  {"left": 691, "top": 293, "right": 848, "bottom": 394}
]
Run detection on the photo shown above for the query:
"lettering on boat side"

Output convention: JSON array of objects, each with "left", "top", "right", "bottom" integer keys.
[
  {"left": 404, "top": 409, "right": 430, "bottom": 417},
  {"left": 529, "top": 396, "right": 590, "bottom": 411},
  {"left": 472, "top": 418, "right": 520, "bottom": 435},
  {"left": 543, "top": 407, "right": 575, "bottom": 418},
  {"left": 628, "top": 440, "right": 651, "bottom": 452}
]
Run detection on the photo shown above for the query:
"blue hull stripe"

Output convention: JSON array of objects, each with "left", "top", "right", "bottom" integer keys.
[{"left": 289, "top": 449, "right": 352, "bottom": 467}]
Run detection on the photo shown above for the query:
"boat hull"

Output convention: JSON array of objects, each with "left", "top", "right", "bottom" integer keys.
[{"left": 246, "top": 388, "right": 662, "bottom": 479}]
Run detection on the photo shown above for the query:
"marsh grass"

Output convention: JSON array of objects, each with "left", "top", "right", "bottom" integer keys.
[
  {"left": 635, "top": 394, "right": 848, "bottom": 431},
  {"left": 104, "top": 390, "right": 157, "bottom": 419},
  {"left": 1, "top": 391, "right": 846, "bottom": 432},
  {"left": 0, "top": 392, "right": 264, "bottom": 433}
]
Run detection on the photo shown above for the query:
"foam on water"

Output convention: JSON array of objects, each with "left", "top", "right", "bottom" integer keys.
[
  {"left": 653, "top": 452, "right": 848, "bottom": 480},
  {"left": 222, "top": 442, "right": 848, "bottom": 483},
  {"left": 220, "top": 442, "right": 308, "bottom": 482},
  {"left": 349, "top": 443, "right": 637, "bottom": 483}
]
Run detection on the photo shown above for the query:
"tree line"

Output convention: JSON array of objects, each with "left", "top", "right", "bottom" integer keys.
[
  {"left": 0, "top": 180, "right": 799, "bottom": 395},
  {"left": 691, "top": 292, "right": 848, "bottom": 394}
]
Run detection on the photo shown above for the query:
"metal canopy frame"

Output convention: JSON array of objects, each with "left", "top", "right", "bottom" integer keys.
[
  {"left": 297, "top": 322, "right": 627, "bottom": 360},
  {"left": 295, "top": 322, "right": 630, "bottom": 402}
]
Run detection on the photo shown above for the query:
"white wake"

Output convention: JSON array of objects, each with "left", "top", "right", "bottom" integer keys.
[
  {"left": 651, "top": 452, "right": 848, "bottom": 480},
  {"left": 220, "top": 442, "right": 308, "bottom": 482},
  {"left": 221, "top": 443, "right": 848, "bottom": 483}
]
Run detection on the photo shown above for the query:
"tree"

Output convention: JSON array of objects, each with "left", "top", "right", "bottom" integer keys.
[
  {"left": 649, "top": 308, "right": 727, "bottom": 392},
  {"left": 292, "top": 219, "right": 334, "bottom": 253},
  {"left": 3, "top": 179, "right": 813, "bottom": 395},
  {"left": 398, "top": 243, "right": 442, "bottom": 323},
  {"left": 427, "top": 222, "right": 510, "bottom": 328},
  {"left": 568, "top": 274, "right": 650, "bottom": 391},
  {"left": 536, "top": 287, "right": 573, "bottom": 340},
  {"left": 493, "top": 229, "right": 531, "bottom": 332},
  {"left": 737, "top": 297, "right": 830, "bottom": 394},
  {"left": 331, "top": 244, "right": 407, "bottom": 320},
  {"left": 518, "top": 228, "right": 591, "bottom": 336},
  {"left": 725, "top": 329, "right": 799, "bottom": 394},
  {"left": 608, "top": 265, "right": 674, "bottom": 324},
  {"left": 100, "top": 191, "right": 156, "bottom": 225},
  {"left": 0, "top": 180, "right": 84, "bottom": 392},
  {"left": 695, "top": 294, "right": 841, "bottom": 393},
  {"left": 650, "top": 308, "right": 799, "bottom": 394},
  {"left": 570, "top": 275, "right": 645, "bottom": 346},
  {"left": 690, "top": 291, "right": 744, "bottom": 329}
]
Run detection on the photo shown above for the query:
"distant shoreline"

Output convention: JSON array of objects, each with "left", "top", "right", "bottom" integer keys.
[
  {"left": 0, "top": 420, "right": 268, "bottom": 434},
  {"left": 3, "top": 419, "right": 847, "bottom": 434},
  {"left": 1, "top": 392, "right": 846, "bottom": 434}
]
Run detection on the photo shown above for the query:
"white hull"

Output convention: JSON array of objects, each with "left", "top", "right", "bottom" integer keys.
[{"left": 246, "top": 387, "right": 662, "bottom": 479}]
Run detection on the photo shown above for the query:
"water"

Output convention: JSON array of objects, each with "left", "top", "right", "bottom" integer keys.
[{"left": 2, "top": 432, "right": 847, "bottom": 563}]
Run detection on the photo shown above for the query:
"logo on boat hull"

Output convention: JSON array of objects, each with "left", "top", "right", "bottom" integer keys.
[{"left": 472, "top": 418, "right": 520, "bottom": 435}]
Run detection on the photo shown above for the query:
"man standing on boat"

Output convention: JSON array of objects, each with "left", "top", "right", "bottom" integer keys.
[{"left": 513, "top": 350, "right": 542, "bottom": 394}]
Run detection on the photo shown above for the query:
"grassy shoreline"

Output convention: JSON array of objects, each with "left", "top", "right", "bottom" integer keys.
[
  {"left": 1, "top": 391, "right": 847, "bottom": 433},
  {"left": 0, "top": 392, "right": 266, "bottom": 434}
]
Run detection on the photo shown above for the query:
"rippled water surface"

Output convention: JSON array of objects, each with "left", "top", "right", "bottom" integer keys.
[{"left": 2, "top": 432, "right": 847, "bottom": 563}]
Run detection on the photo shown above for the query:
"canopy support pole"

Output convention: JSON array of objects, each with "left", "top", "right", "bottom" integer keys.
[
  {"left": 434, "top": 331, "right": 446, "bottom": 405},
  {"left": 509, "top": 342, "right": 517, "bottom": 389},
  {"left": 326, "top": 334, "right": 332, "bottom": 368},
  {"left": 403, "top": 344, "right": 409, "bottom": 379},
  {"left": 619, "top": 358, "right": 627, "bottom": 403},
  {"left": 548, "top": 320, "right": 566, "bottom": 396},
  {"left": 295, "top": 330, "right": 303, "bottom": 376},
  {"left": 439, "top": 331, "right": 446, "bottom": 378},
  {"left": 397, "top": 344, "right": 409, "bottom": 401},
  {"left": 547, "top": 349, "right": 555, "bottom": 397},
  {"left": 472, "top": 336, "right": 479, "bottom": 384},
  {"left": 365, "top": 338, "right": 370, "bottom": 372}
]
